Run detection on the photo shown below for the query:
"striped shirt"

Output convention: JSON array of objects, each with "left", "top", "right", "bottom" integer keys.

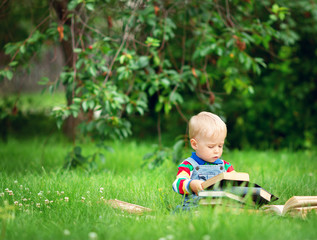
[{"left": 172, "top": 152, "right": 234, "bottom": 195}]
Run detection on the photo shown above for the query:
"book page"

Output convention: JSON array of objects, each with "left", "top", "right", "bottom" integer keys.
[{"left": 263, "top": 205, "right": 284, "bottom": 215}]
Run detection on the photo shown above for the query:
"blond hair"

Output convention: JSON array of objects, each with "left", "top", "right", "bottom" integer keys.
[{"left": 189, "top": 111, "right": 227, "bottom": 139}]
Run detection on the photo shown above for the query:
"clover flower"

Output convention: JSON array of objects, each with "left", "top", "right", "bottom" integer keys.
[
  {"left": 64, "top": 197, "right": 69, "bottom": 202},
  {"left": 36, "top": 203, "right": 41, "bottom": 208},
  {"left": 88, "top": 232, "right": 98, "bottom": 240},
  {"left": 45, "top": 199, "right": 49, "bottom": 204},
  {"left": 0, "top": 193, "right": 4, "bottom": 197},
  {"left": 14, "top": 201, "right": 19, "bottom": 205}
]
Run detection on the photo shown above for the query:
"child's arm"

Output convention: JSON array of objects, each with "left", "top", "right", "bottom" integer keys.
[{"left": 172, "top": 160, "right": 195, "bottom": 195}]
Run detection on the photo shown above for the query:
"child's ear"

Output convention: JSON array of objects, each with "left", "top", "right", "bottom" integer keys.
[{"left": 190, "top": 138, "right": 198, "bottom": 150}]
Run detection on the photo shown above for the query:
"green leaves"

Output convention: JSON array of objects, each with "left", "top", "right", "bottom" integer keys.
[
  {"left": 271, "top": 4, "right": 289, "bottom": 21},
  {"left": 1, "top": 0, "right": 301, "bottom": 148},
  {"left": 145, "top": 37, "right": 161, "bottom": 47}
]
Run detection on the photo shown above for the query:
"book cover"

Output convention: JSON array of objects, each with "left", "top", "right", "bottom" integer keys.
[
  {"left": 201, "top": 172, "right": 250, "bottom": 189},
  {"left": 105, "top": 199, "right": 152, "bottom": 214}
]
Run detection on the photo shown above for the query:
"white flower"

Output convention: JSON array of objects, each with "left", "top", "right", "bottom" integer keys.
[
  {"left": 64, "top": 229, "right": 71, "bottom": 236},
  {"left": 88, "top": 232, "right": 98, "bottom": 240},
  {"left": 14, "top": 201, "right": 19, "bottom": 205},
  {"left": 19, "top": 203, "right": 23, "bottom": 207},
  {"left": 22, "top": 198, "right": 27, "bottom": 202},
  {"left": 5, "top": 188, "right": 9, "bottom": 192},
  {"left": 38, "top": 192, "right": 43, "bottom": 196},
  {"left": 14, "top": 180, "right": 18, "bottom": 184},
  {"left": 8, "top": 191, "right": 14, "bottom": 196},
  {"left": 64, "top": 197, "right": 69, "bottom": 202},
  {"left": 61, "top": 191, "right": 64, "bottom": 194},
  {"left": 0, "top": 193, "right": 4, "bottom": 197},
  {"left": 19, "top": 185, "right": 23, "bottom": 189},
  {"left": 166, "top": 235, "right": 174, "bottom": 240},
  {"left": 45, "top": 199, "right": 49, "bottom": 204},
  {"left": 202, "top": 235, "right": 211, "bottom": 240},
  {"left": 36, "top": 203, "right": 41, "bottom": 208}
]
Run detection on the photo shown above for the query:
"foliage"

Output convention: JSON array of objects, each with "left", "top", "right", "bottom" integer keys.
[
  {"left": 63, "top": 144, "right": 113, "bottom": 171},
  {"left": 0, "top": 0, "right": 298, "bottom": 149},
  {"left": 142, "top": 138, "right": 184, "bottom": 169},
  {"left": 223, "top": 0, "right": 317, "bottom": 149}
]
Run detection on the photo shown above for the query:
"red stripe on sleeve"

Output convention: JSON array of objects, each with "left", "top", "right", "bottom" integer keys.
[
  {"left": 226, "top": 165, "right": 234, "bottom": 172},
  {"left": 177, "top": 166, "right": 191, "bottom": 176},
  {"left": 178, "top": 179, "right": 186, "bottom": 194}
]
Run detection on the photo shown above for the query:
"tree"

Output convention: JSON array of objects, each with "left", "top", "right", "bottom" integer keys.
[{"left": 1, "top": 0, "right": 292, "bottom": 146}]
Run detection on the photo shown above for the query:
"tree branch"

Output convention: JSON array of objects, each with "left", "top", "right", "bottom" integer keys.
[
  {"left": 10, "top": 15, "right": 50, "bottom": 62},
  {"left": 103, "top": 0, "right": 142, "bottom": 86}
]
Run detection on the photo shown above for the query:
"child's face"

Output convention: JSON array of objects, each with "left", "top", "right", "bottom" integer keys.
[{"left": 190, "top": 133, "right": 226, "bottom": 163}]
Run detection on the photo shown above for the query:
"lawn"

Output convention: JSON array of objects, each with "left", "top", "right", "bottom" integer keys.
[{"left": 1, "top": 136, "right": 317, "bottom": 240}]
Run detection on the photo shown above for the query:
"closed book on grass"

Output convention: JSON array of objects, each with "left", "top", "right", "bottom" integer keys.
[
  {"left": 105, "top": 199, "right": 152, "bottom": 214},
  {"left": 263, "top": 196, "right": 317, "bottom": 216}
]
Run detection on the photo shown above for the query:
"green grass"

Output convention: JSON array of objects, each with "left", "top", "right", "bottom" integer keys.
[
  {"left": 0, "top": 91, "right": 66, "bottom": 113},
  {"left": 1, "top": 137, "right": 317, "bottom": 240}
]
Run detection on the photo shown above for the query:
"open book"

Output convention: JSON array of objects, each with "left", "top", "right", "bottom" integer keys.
[
  {"left": 263, "top": 196, "right": 317, "bottom": 216},
  {"left": 201, "top": 172, "right": 250, "bottom": 189},
  {"left": 198, "top": 190, "right": 246, "bottom": 206},
  {"left": 201, "top": 172, "right": 278, "bottom": 206}
]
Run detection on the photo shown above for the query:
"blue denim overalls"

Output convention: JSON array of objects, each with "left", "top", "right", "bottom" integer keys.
[{"left": 178, "top": 157, "right": 226, "bottom": 211}]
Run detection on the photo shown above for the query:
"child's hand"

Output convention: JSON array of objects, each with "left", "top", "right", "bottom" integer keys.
[{"left": 189, "top": 180, "right": 204, "bottom": 195}]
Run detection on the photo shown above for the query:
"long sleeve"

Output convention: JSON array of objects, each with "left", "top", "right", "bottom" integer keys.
[
  {"left": 172, "top": 160, "right": 193, "bottom": 195},
  {"left": 223, "top": 160, "right": 234, "bottom": 172}
]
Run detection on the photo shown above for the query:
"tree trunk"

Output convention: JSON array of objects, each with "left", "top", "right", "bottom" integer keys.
[{"left": 51, "top": 0, "right": 78, "bottom": 141}]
